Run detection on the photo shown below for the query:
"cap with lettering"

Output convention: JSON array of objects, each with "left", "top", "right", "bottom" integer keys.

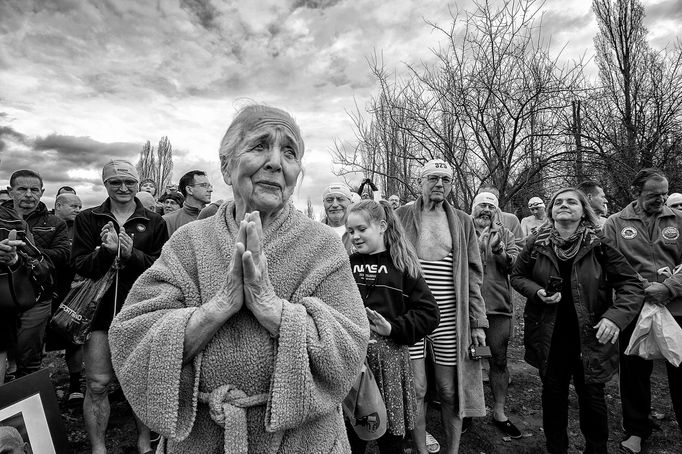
[
  {"left": 102, "top": 160, "right": 139, "bottom": 184},
  {"left": 528, "top": 197, "right": 545, "bottom": 209},
  {"left": 421, "top": 159, "right": 453, "bottom": 179},
  {"left": 322, "top": 183, "right": 352, "bottom": 201},
  {"left": 472, "top": 192, "right": 499, "bottom": 211}
]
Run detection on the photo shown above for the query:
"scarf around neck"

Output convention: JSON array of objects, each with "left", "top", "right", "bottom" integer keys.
[{"left": 548, "top": 221, "right": 587, "bottom": 261}]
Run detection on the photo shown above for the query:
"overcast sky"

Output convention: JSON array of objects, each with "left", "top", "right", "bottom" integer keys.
[{"left": 1, "top": 0, "right": 679, "bottom": 216}]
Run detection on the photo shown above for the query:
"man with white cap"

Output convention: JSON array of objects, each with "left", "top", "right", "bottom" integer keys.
[
  {"left": 520, "top": 196, "right": 547, "bottom": 237},
  {"left": 71, "top": 160, "right": 168, "bottom": 454},
  {"left": 321, "top": 182, "right": 353, "bottom": 254},
  {"left": 470, "top": 192, "right": 522, "bottom": 439},
  {"left": 666, "top": 192, "right": 682, "bottom": 210},
  {"left": 396, "top": 159, "right": 488, "bottom": 454}
]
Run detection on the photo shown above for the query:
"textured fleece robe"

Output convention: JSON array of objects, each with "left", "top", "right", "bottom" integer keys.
[
  {"left": 395, "top": 197, "right": 489, "bottom": 418},
  {"left": 108, "top": 201, "right": 370, "bottom": 454}
]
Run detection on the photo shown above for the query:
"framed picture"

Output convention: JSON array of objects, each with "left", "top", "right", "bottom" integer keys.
[{"left": 0, "top": 369, "right": 69, "bottom": 453}]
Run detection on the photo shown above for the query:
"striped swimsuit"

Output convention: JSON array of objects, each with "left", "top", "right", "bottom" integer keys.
[{"left": 409, "top": 252, "right": 457, "bottom": 365}]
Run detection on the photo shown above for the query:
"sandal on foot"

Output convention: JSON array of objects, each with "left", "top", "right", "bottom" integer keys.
[
  {"left": 425, "top": 431, "right": 440, "bottom": 454},
  {"left": 618, "top": 444, "right": 640, "bottom": 454}
]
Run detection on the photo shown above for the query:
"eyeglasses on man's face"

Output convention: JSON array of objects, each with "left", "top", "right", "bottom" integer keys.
[
  {"left": 189, "top": 183, "right": 213, "bottom": 189},
  {"left": 106, "top": 179, "right": 138, "bottom": 189},
  {"left": 426, "top": 175, "right": 452, "bottom": 185}
]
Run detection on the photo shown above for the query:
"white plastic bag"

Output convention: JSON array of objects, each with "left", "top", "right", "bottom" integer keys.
[{"left": 625, "top": 302, "right": 682, "bottom": 366}]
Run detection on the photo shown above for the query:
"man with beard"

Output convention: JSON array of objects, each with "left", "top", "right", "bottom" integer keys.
[
  {"left": 321, "top": 183, "right": 353, "bottom": 254},
  {"left": 602, "top": 168, "right": 682, "bottom": 454},
  {"left": 470, "top": 192, "right": 522, "bottom": 439},
  {"left": 5, "top": 170, "right": 69, "bottom": 378},
  {"left": 396, "top": 159, "right": 488, "bottom": 454}
]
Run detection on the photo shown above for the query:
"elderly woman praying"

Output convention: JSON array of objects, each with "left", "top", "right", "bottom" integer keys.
[{"left": 109, "top": 105, "right": 369, "bottom": 454}]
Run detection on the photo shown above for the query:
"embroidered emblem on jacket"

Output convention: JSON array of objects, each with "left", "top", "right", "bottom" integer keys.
[
  {"left": 621, "top": 226, "right": 638, "bottom": 240},
  {"left": 662, "top": 226, "right": 679, "bottom": 241}
]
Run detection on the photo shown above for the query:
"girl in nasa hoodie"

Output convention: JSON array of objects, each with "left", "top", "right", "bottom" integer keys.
[{"left": 345, "top": 200, "right": 440, "bottom": 453}]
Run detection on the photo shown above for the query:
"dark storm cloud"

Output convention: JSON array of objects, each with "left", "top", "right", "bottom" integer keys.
[
  {"left": 292, "top": 0, "right": 343, "bottom": 10},
  {"left": 0, "top": 125, "right": 28, "bottom": 152},
  {"left": 0, "top": 133, "right": 141, "bottom": 184},
  {"left": 647, "top": 0, "right": 682, "bottom": 23},
  {"left": 180, "top": 0, "right": 221, "bottom": 30}
]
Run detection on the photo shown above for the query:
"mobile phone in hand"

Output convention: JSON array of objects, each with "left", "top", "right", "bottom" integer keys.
[{"left": 545, "top": 276, "right": 563, "bottom": 297}]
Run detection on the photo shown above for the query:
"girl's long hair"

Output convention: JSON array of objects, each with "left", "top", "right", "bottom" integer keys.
[{"left": 348, "top": 200, "right": 422, "bottom": 278}]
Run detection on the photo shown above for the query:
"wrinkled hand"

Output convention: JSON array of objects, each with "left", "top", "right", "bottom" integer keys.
[
  {"left": 537, "top": 288, "right": 561, "bottom": 304},
  {"left": 0, "top": 232, "right": 23, "bottom": 266},
  {"left": 118, "top": 230, "right": 133, "bottom": 259},
  {"left": 594, "top": 318, "right": 619, "bottom": 344},
  {"left": 366, "top": 308, "right": 391, "bottom": 336},
  {"left": 471, "top": 328, "right": 486, "bottom": 347},
  {"left": 100, "top": 221, "right": 119, "bottom": 254},
  {"left": 213, "top": 221, "right": 245, "bottom": 316},
  {"left": 645, "top": 282, "right": 670, "bottom": 306},
  {"left": 240, "top": 212, "right": 282, "bottom": 336}
]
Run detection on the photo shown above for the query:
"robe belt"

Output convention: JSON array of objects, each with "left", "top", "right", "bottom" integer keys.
[{"left": 198, "top": 384, "right": 269, "bottom": 454}]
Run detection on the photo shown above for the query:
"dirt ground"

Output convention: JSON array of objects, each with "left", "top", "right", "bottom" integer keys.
[{"left": 44, "top": 294, "right": 680, "bottom": 453}]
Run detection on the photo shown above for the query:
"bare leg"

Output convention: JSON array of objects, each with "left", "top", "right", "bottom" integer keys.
[
  {"left": 136, "top": 415, "right": 152, "bottom": 454},
  {"left": 410, "top": 358, "right": 428, "bottom": 454},
  {"left": 84, "top": 331, "right": 113, "bottom": 454},
  {"left": 487, "top": 315, "right": 512, "bottom": 421},
  {"left": 434, "top": 364, "right": 461, "bottom": 454}
]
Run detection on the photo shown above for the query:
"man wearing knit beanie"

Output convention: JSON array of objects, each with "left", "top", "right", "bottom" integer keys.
[
  {"left": 470, "top": 192, "right": 522, "bottom": 439},
  {"left": 72, "top": 159, "right": 168, "bottom": 454}
]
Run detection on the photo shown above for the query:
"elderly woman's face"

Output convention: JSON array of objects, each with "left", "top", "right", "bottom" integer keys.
[{"left": 226, "top": 118, "right": 302, "bottom": 214}]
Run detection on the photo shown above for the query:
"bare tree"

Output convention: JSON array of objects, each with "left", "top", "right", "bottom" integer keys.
[
  {"left": 333, "top": 0, "right": 584, "bottom": 211},
  {"left": 136, "top": 136, "right": 174, "bottom": 193},
  {"left": 579, "top": 0, "right": 682, "bottom": 208}
]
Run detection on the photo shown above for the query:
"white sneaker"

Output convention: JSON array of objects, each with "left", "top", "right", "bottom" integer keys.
[{"left": 425, "top": 431, "right": 440, "bottom": 454}]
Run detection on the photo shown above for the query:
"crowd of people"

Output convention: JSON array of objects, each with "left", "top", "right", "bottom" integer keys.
[{"left": 0, "top": 104, "right": 680, "bottom": 454}]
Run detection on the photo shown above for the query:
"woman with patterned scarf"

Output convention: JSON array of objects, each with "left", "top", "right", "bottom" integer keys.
[{"left": 511, "top": 188, "right": 644, "bottom": 454}]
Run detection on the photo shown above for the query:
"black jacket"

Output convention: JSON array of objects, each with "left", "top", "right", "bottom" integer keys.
[
  {"left": 350, "top": 249, "right": 439, "bottom": 345},
  {"left": 510, "top": 226, "right": 644, "bottom": 383},
  {"left": 2, "top": 200, "right": 70, "bottom": 300},
  {"left": 71, "top": 198, "right": 168, "bottom": 311}
]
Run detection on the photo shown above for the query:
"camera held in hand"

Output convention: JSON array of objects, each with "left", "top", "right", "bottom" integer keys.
[{"left": 468, "top": 344, "right": 492, "bottom": 360}]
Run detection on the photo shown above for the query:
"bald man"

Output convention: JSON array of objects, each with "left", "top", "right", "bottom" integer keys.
[
  {"left": 0, "top": 426, "right": 29, "bottom": 454},
  {"left": 51, "top": 192, "right": 84, "bottom": 404}
]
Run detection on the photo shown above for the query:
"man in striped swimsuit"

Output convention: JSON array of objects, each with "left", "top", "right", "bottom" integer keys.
[{"left": 397, "top": 159, "right": 489, "bottom": 454}]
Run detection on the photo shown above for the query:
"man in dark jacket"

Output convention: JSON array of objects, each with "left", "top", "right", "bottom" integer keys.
[
  {"left": 72, "top": 160, "right": 168, "bottom": 454},
  {"left": 5, "top": 169, "right": 70, "bottom": 378},
  {"left": 48, "top": 192, "right": 84, "bottom": 404}
]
